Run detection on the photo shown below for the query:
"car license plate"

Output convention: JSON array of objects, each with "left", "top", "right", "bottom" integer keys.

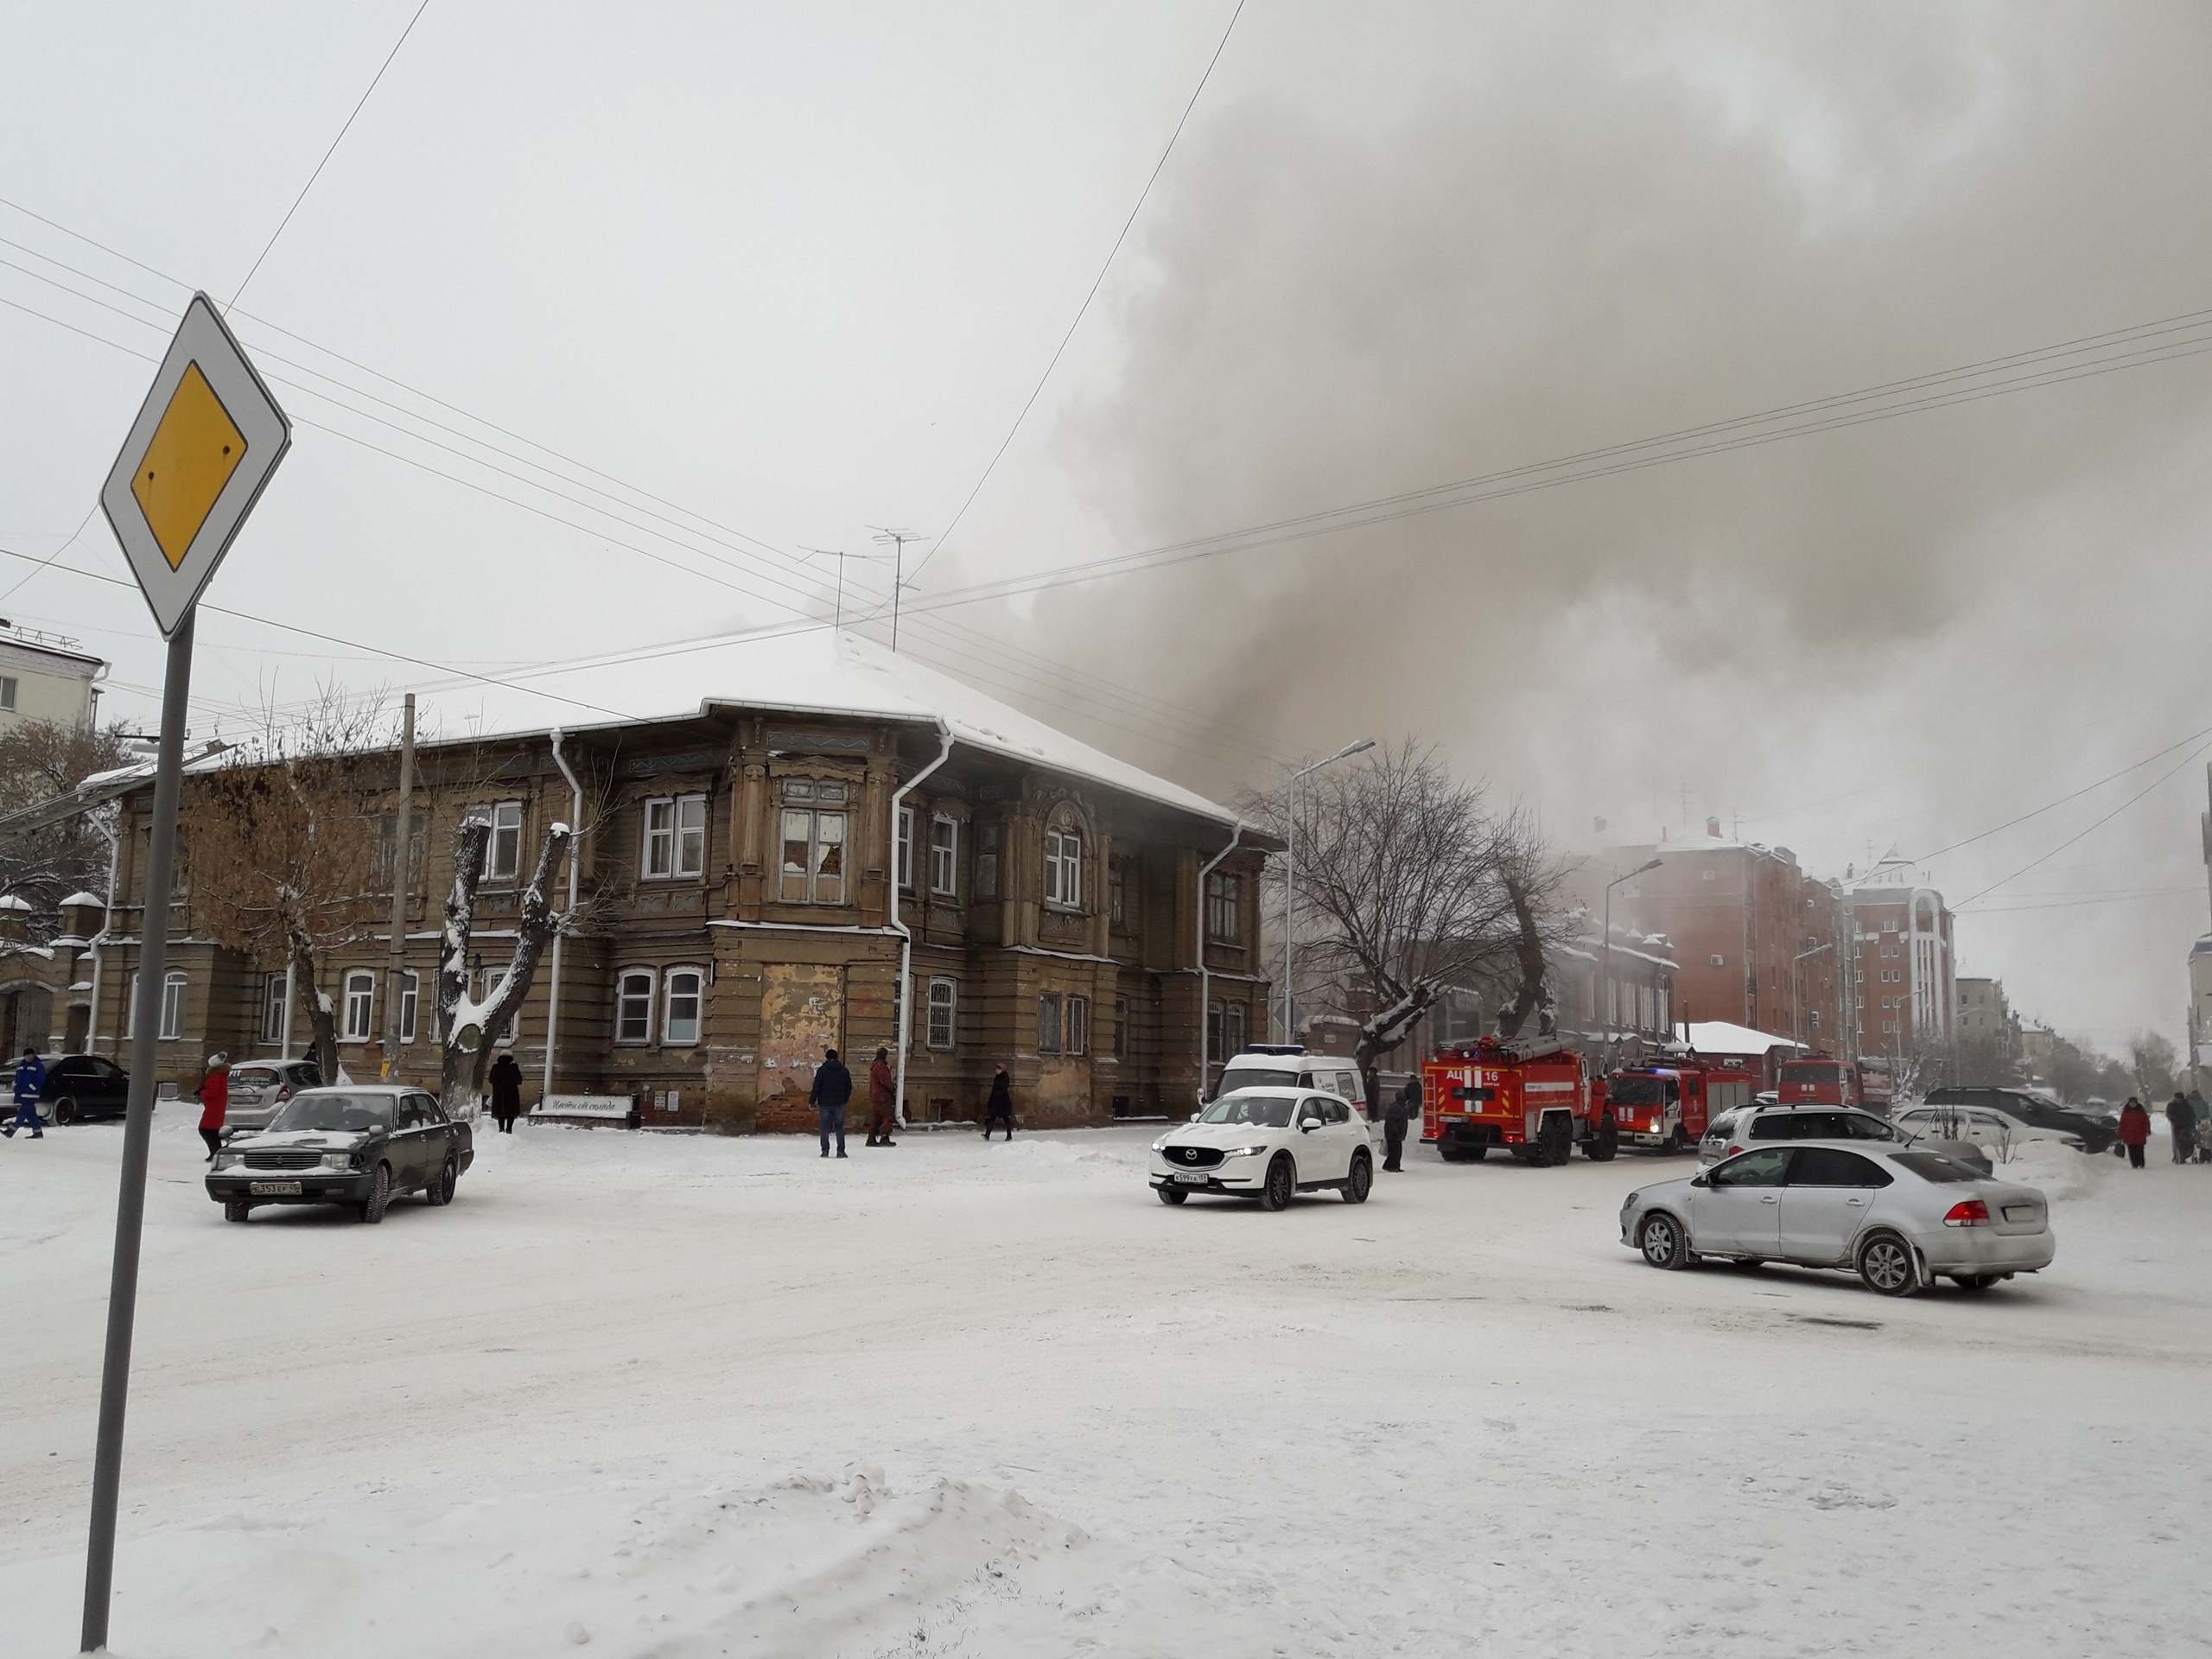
[
  {"left": 248, "top": 1181, "right": 302, "bottom": 1197},
  {"left": 1174, "top": 1172, "right": 1209, "bottom": 1185}
]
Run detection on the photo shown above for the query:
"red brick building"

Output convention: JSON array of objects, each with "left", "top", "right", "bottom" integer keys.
[{"left": 1843, "top": 849, "right": 1955, "bottom": 1061}]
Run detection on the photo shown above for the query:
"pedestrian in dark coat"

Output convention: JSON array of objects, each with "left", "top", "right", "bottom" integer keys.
[
  {"left": 2117, "top": 1097, "right": 2152, "bottom": 1169},
  {"left": 196, "top": 1052, "right": 230, "bottom": 1160},
  {"left": 865, "top": 1048, "right": 898, "bottom": 1147},
  {"left": 1383, "top": 1073, "right": 1418, "bottom": 1172},
  {"left": 489, "top": 1053, "right": 524, "bottom": 1134},
  {"left": 3, "top": 1046, "right": 45, "bottom": 1140},
  {"left": 2165, "top": 1093, "right": 2195, "bottom": 1164},
  {"left": 982, "top": 1063, "right": 1014, "bottom": 1141},
  {"left": 811, "top": 1047, "right": 853, "bottom": 1158}
]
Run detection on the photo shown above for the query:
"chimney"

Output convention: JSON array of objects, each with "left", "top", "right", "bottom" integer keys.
[{"left": 1706, "top": 817, "right": 1722, "bottom": 838}]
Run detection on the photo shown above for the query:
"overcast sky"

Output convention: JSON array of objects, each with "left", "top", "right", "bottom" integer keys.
[{"left": 4, "top": 3, "right": 2209, "bottom": 1056}]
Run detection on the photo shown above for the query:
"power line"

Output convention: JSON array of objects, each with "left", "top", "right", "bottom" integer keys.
[
  {"left": 906, "top": 0, "right": 1245, "bottom": 587},
  {"left": 1953, "top": 740, "right": 2212, "bottom": 909},
  {"left": 230, "top": 0, "right": 434, "bottom": 310}
]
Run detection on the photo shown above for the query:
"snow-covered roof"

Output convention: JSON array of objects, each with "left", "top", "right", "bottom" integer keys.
[
  {"left": 421, "top": 627, "right": 1236, "bottom": 825},
  {"left": 60, "top": 892, "right": 105, "bottom": 909},
  {"left": 0, "top": 895, "right": 33, "bottom": 912},
  {"left": 1679, "top": 1020, "right": 1805, "bottom": 1055}
]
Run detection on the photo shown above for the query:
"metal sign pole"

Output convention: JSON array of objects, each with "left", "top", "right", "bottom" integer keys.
[{"left": 80, "top": 607, "right": 195, "bottom": 1654}]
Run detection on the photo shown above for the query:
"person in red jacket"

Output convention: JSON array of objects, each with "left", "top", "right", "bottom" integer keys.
[
  {"left": 2117, "top": 1096, "right": 2152, "bottom": 1170},
  {"left": 864, "top": 1047, "right": 899, "bottom": 1147},
  {"left": 196, "top": 1052, "right": 231, "bottom": 1161}
]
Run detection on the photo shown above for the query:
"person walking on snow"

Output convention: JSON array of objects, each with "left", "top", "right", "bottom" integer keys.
[
  {"left": 865, "top": 1047, "right": 898, "bottom": 1147},
  {"left": 1383, "top": 1073, "right": 1418, "bottom": 1172},
  {"left": 2165, "top": 1092, "right": 2195, "bottom": 1164},
  {"left": 982, "top": 1063, "right": 1014, "bottom": 1141},
  {"left": 196, "top": 1052, "right": 230, "bottom": 1160},
  {"left": 489, "top": 1052, "right": 524, "bottom": 1134},
  {"left": 811, "top": 1046, "right": 853, "bottom": 1158},
  {"left": 2117, "top": 1096, "right": 2151, "bottom": 1169},
  {"left": 3, "top": 1046, "right": 44, "bottom": 1139}
]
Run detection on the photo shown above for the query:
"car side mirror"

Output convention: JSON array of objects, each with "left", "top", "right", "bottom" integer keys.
[
  {"left": 1300, "top": 1116, "right": 1322, "bottom": 1132},
  {"left": 1190, "top": 1112, "right": 1202, "bottom": 1122},
  {"left": 1689, "top": 1173, "right": 1711, "bottom": 1189}
]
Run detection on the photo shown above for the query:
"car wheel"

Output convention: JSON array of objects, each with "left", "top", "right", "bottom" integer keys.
[
  {"left": 1342, "top": 1150, "right": 1372, "bottom": 1204},
  {"left": 52, "top": 1096, "right": 78, "bottom": 1127},
  {"left": 358, "top": 1162, "right": 391, "bottom": 1225},
  {"left": 1585, "top": 1116, "right": 1618, "bottom": 1161},
  {"left": 1156, "top": 1185, "right": 1188, "bottom": 1205},
  {"left": 1952, "top": 1274, "right": 1997, "bottom": 1292},
  {"left": 424, "top": 1156, "right": 458, "bottom": 1207},
  {"left": 1856, "top": 1231, "right": 1919, "bottom": 1296},
  {"left": 223, "top": 1198, "right": 251, "bottom": 1224},
  {"left": 1638, "top": 1211, "right": 1690, "bottom": 1269},
  {"left": 1437, "top": 1144, "right": 1468, "bottom": 1163},
  {"left": 1260, "top": 1154, "right": 1294, "bottom": 1211}
]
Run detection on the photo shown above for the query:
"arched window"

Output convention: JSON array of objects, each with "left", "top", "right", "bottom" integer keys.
[
  {"left": 615, "top": 969, "right": 656, "bottom": 1045},
  {"left": 343, "top": 970, "right": 376, "bottom": 1041},
  {"left": 664, "top": 969, "right": 703, "bottom": 1046},
  {"left": 1042, "top": 806, "right": 1087, "bottom": 910}
]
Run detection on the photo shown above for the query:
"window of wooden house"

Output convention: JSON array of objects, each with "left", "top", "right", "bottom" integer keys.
[
  {"left": 1224, "top": 1001, "right": 1246, "bottom": 1055},
  {"left": 896, "top": 806, "right": 915, "bottom": 891},
  {"left": 930, "top": 814, "right": 958, "bottom": 896},
  {"left": 1109, "top": 859, "right": 1127, "bottom": 927},
  {"left": 1113, "top": 998, "right": 1128, "bottom": 1060},
  {"left": 484, "top": 800, "right": 524, "bottom": 880},
  {"left": 1043, "top": 822, "right": 1084, "bottom": 909},
  {"left": 1206, "top": 999, "right": 1224, "bottom": 1063},
  {"left": 642, "top": 794, "right": 708, "bottom": 880},
  {"left": 160, "top": 970, "right": 187, "bottom": 1040},
  {"left": 664, "top": 969, "right": 703, "bottom": 1046},
  {"left": 1205, "top": 871, "right": 1241, "bottom": 943},
  {"left": 616, "top": 969, "right": 655, "bottom": 1044},
  {"left": 927, "top": 977, "right": 957, "bottom": 1051},
  {"left": 975, "top": 823, "right": 1000, "bottom": 899},
  {"left": 780, "top": 807, "right": 848, "bottom": 904},
  {"left": 343, "top": 970, "right": 376, "bottom": 1041},
  {"left": 373, "top": 810, "right": 426, "bottom": 890},
  {"left": 1066, "top": 995, "right": 1089, "bottom": 1056},
  {"left": 400, "top": 971, "right": 419, "bottom": 1044},
  {"left": 261, "top": 974, "right": 287, "bottom": 1044},
  {"left": 480, "top": 966, "right": 518, "bottom": 1046},
  {"left": 1038, "top": 992, "right": 1064, "bottom": 1054}
]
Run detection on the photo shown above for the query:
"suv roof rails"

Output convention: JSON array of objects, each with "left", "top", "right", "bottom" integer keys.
[{"left": 1243, "top": 1044, "right": 1307, "bottom": 1056}]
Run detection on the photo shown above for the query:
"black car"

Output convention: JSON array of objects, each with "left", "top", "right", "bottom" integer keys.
[
  {"left": 38, "top": 1054, "right": 132, "bottom": 1124},
  {"left": 1921, "top": 1086, "right": 2117, "bottom": 1155},
  {"left": 206, "top": 1084, "right": 474, "bottom": 1224}
]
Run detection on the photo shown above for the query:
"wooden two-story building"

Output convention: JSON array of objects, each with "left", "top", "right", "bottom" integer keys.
[{"left": 87, "top": 631, "right": 1274, "bottom": 1129}]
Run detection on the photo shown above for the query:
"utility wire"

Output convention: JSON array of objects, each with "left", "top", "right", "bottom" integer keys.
[
  {"left": 1952, "top": 740, "right": 2212, "bottom": 909},
  {"left": 230, "top": 0, "right": 433, "bottom": 311},
  {"left": 906, "top": 0, "right": 1244, "bottom": 586}
]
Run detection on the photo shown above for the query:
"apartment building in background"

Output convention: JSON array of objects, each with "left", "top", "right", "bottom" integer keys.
[
  {"left": 0, "top": 621, "right": 105, "bottom": 731},
  {"left": 1844, "top": 848, "right": 1955, "bottom": 1058}
]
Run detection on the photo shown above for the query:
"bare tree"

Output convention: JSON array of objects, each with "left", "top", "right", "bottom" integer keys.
[
  {"left": 435, "top": 811, "right": 573, "bottom": 1120},
  {"left": 179, "top": 693, "right": 403, "bottom": 1078},
  {"left": 0, "top": 719, "right": 135, "bottom": 921},
  {"left": 2127, "top": 1028, "right": 2178, "bottom": 1103},
  {"left": 1242, "top": 741, "right": 1567, "bottom": 1097}
]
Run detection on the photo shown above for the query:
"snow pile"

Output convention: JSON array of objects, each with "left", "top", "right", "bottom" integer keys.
[{"left": 1993, "top": 1136, "right": 2115, "bottom": 1203}]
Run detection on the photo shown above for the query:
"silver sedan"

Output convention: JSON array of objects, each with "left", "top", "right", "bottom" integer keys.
[{"left": 1620, "top": 1141, "right": 2055, "bottom": 1295}]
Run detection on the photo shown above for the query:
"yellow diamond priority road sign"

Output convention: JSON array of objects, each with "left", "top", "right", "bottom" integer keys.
[{"left": 101, "top": 293, "right": 290, "bottom": 637}]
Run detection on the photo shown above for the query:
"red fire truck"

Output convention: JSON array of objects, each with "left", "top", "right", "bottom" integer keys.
[
  {"left": 1603, "top": 1053, "right": 1761, "bottom": 1154},
  {"left": 1423, "top": 1037, "right": 1616, "bottom": 1165},
  {"left": 1777, "top": 1053, "right": 1896, "bottom": 1113}
]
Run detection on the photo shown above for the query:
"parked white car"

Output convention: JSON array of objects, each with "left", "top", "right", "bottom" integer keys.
[
  {"left": 1697, "top": 1103, "right": 1904, "bottom": 1165},
  {"left": 1621, "top": 1142, "right": 2055, "bottom": 1295},
  {"left": 1152, "top": 1088, "right": 1374, "bottom": 1210},
  {"left": 1892, "top": 1101, "right": 2088, "bottom": 1157}
]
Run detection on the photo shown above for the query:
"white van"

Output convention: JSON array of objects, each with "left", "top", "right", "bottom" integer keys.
[{"left": 1213, "top": 1046, "right": 1371, "bottom": 1121}]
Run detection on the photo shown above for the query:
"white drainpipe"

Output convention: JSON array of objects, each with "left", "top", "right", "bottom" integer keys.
[
  {"left": 546, "top": 729, "right": 584, "bottom": 1104},
  {"left": 1195, "top": 821, "right": 1248, "bottom": 1104},
  {"left": 889, "top": 722, "right": 954, "bottom": 1128}
]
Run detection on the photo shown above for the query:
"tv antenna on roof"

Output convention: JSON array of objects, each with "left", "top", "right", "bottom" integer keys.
[
  {"left": 799, "top": 546, "right": 893, "bottom": 633},
  {"left": 867, "top": 526, "right": 929, "bottom": 652}
]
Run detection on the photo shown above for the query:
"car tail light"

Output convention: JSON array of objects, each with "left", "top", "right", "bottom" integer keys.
[
  {"left": 274, "top": 1087, "right": 292, "bottom": 1104},
  {"left": 1726, "top": 1146, "right": 1745, "bottom": 1158},
  {"left": 1942, "top": 1199, "right": 1991, "bottom": 1228}
]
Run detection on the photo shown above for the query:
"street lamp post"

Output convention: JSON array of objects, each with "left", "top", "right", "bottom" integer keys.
[
  {"left": 1280, "top": 738, "right": 1375, "bottom": 1043},
  {"left": 1603, "top": 860, "right": 1662, "bottom": 1066}
]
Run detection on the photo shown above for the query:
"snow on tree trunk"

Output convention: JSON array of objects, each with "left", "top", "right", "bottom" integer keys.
[
  {"left": 437, "top": 816, "right": 570, "bottom": 1120},
  {"left": 1354, "top": 982, "right": 1437, "bottom": 1109},
  {"left": 1491, "top": 867, "right": 1555, "bottom": 1043}
]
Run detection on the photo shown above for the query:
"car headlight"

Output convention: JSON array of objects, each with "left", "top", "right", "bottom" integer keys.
[
  {"left": 320, "top": 1152, "right": 356, "bottom": 1171},
  {"left": 213, "top": 1152, "right": 243, "bottom": 1170},
  {"left": 1224, "top": 1144, "right": 1270, "bottom": 1158},
  {"left": 1151, "top": 1138, "right": 1170, "bottom": 1153}
]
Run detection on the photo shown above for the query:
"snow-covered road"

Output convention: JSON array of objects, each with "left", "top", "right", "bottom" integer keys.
[{"left": 3, "top": 1113, "right": 2207, "bottom": 1656}]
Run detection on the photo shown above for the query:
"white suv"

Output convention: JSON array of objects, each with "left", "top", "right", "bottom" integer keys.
[{"left": 1152, "top": 1088, "right": 1375, "bottom": 1210}]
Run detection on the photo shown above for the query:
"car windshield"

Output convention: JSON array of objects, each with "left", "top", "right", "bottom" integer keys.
[
  {"left": 1609, "top": 1077, "right": 1672, "bottom": 1106},
  {"left": 269, "top": 1093, "right": 395, "bottom": 1133},
  {"left": 1780, "top": 1063, "right": 1840, "bottom": 1085},
  {"left": 1217, "top": 1066, "right": 1299, "bottom": 1095},
  {"left": 1198, "top": 1092, "right": 1297, "bottom": 1128},
  {"left": 1888, "top": 1151, "right": 1988, "bottom": 1183}
]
